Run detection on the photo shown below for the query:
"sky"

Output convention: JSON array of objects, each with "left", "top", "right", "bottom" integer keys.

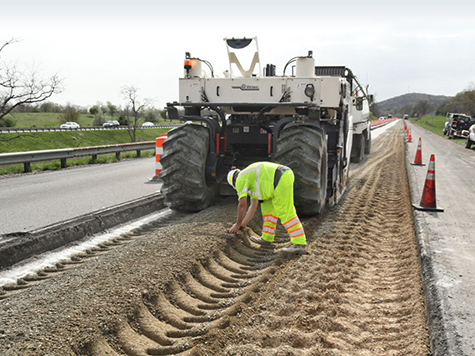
[{"left": 1, "top": 1, "right": 474, "bottom": 109}]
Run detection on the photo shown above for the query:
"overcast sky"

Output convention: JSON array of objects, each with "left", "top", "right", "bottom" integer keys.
[{"left": 1, "top": 1, "right": 474, "bottom": 109}]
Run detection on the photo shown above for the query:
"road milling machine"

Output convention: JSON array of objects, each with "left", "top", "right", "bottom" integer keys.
[{"left": 161, "top": 37, "right": 372, "bottom": 216}]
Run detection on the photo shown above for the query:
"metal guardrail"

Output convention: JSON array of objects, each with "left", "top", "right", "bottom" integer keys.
[
  {"left": 0, "top": 124, "right": 178, "bottom": 133},
  {"left": 0, "top": 141, "right": 156, "bottom": 172}
]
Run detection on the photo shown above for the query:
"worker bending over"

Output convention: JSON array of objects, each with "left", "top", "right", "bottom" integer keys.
[{"left": 227, "top": 161, "right": 306, "bottom": 255}]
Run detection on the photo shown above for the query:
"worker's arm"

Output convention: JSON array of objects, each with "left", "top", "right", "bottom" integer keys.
[
  {"left": 228, "top": 197, "right": 248, "bottom": 233},
  {"left": 241, "top": 197, "right": 258, "bottom": 228}
]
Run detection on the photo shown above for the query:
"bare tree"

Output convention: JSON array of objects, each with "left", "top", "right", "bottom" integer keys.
[
  {"left": 121, "top": 85, "right": 151, "bottom": 142},
  {"left": 413, "top": 100, "right": 433, "bottom": 117},
  {"left": 1, "top": 38, "right": 63, "bottom": 122}
]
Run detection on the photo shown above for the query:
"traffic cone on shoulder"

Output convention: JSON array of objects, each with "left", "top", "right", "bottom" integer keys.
[
  {"left": 149, "top": 133, "right": 167, "bottom": 182},
  {"left": 412, "top": 154, "right": 444, "bottom": 212},
  {"left": 407, "top": 127, "right": 412, "bottom": 143},
  {"left": 410, "top": 137, "right": 425, "bottom": 166}
]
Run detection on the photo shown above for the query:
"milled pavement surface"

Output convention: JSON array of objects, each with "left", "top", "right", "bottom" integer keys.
[{"left": 405, "top": 122, "right": 475, "bottom": 356}]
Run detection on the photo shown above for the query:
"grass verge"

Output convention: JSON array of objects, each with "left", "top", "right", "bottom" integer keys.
[
  {"left": 0, "top": 128, "right": 169, "bottom": 153},
  {"left": 0, "top": 128, "right": 169, "bottom": 175}
]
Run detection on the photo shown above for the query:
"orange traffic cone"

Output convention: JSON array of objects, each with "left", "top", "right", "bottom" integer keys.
[
  {"left": 149, "top": 133, "right": 167, "bottom": 182},
  {"left": 410, "top": 137, "right": 425, "bottom": 166},
  {"left": 412, "top": 154, "right": 444, "bottom": 212},
  {"left": 407, "top": 127, "right": 412, "bottom": 143}
]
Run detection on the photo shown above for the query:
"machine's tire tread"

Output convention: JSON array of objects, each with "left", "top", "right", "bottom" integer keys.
[
  {"left": 364, "top": 130, "right": 372, "bottom": 155},
  {"left": 275, "top": 125, "right": 327, "bottom": 216},
  {"left": 465, "top": 137, "right": 473, "bottom": 149},
  {"left": 159, "top": 125, "right": 216, "bottom": 212},
  {"left": 351, "top": 134, "right": 365, "bottom": 163}
]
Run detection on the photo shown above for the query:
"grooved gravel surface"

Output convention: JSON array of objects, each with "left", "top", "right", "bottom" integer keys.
[{"left": 0, "top": 121, "right": 429, "bottom": 355}]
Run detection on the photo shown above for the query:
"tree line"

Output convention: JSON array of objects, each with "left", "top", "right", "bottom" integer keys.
[
  {"left": 436, "top": 86, "right": 475, "bottom": 117},
  {"left": 371, "top": 87, "right": 475, "bottom": 119}
]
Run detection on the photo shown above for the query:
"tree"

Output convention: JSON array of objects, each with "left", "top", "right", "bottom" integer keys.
[
  {"left": 107, "top": 101, "right": 118, "bottom": 117},
  {"left": 370, "top": 102, "right": 381, "bottom": 118},
  {"left": 89, "top": 105, "right": 99, "bottom": 115},
  {"left": 412, "top": 100, "right": 433, "bottom": 117},
  {"left": 0, "top": 38, "right": 63, "bottom": 123},
  {"left": 40, "top": 102, "right": 55, "bottom": 113},
  {"left": 92, "top": 108, "right": 107, "bottom": 126},
  {"left": 59, "top": 105, "right": 80, "bottom": 123},
  {"left": 121, "top": 85, "right": 151, "bottom": 142},
  {"left": 437, "top": 87, "right": 475, "bottom": 117}
]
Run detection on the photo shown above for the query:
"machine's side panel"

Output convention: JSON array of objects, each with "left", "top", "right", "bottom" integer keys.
[
  {"left": 204, "top": 78, "right": 287, "bottom": 103},
  {"left": 318, "top": 77, "right": 343, "bottom": 108},
  {"left": 179, "top": 78, "right": 204, "bottom": 103}
]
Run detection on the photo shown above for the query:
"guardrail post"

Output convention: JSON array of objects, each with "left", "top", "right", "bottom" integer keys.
[
  {"left": 61, "top": 158, "right": 67, "bottom": 168},
  {"left": 116, "top": 152, "right": 121, "bottom": 160},
  {"left": 136, "top": 150, "right": 141, "bottom": 157},
  {"left": 24, "top": 162, "right": 31, "bottom": 173}
]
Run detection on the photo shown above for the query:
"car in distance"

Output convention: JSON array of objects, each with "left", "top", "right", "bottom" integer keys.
[
  {"left": 142, "top": 121, "right": 155, "bottom": 127},
  {"left": 465, "top": 124, "right": 475, "bottom": 149},
  {"left": 102, "top": 120, "right": 120, "bottom": 127},
  {"left": 60, "top": 122, "right": 80, "bottom": 129}
]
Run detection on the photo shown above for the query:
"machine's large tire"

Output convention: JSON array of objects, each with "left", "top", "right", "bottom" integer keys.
[
  {"left": 364, "top": 129, "right": 372, "bottom": 155},
  {"left": 159, "top": 124, "right": 216, "bottom": 212},
  {"left": 351, "top": 134, "right": 365, "bottom": 163},
  {"left": 275, "top": 125, "right": 328, "bottom": 216}
]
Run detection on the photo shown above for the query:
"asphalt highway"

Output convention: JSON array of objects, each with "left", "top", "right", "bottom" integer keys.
[{"left": 0, "top": 157, "right": 161, "bottom": 235}]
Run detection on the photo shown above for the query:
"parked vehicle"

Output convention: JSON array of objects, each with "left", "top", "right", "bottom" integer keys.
[
  {"left": 443, "top": 113, "right": 475, "bottom": 139},
  {"left": 103, "top": 120, "right": 120, "bottom": 127},
  {"left": 465, "top": 124, "right": 475, "bottom": 149},
  {"left": 60, "top": 122, "right": 80, "bottom": 129},
  {"left": 161, "top": 37, "right": 372, "bottom": 216},
  {"left": 142, "top": 122, "right": 155, "bottom": 127}
]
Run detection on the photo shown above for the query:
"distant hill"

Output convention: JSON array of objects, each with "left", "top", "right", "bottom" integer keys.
[{"left": 376, "top": 93, "right": 450, "bottom": 113}]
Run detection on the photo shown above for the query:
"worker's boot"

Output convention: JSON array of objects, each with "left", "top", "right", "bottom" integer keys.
[
  {"left": 249, "top": 235, "right": 272, "bottom": 245},
  {"left": 280, "top": 244, "right": 306, "bottom": 255}
]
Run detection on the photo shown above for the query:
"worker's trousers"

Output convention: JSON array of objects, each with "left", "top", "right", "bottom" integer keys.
[{"left": 260, "top": 170, "right": 306, "bottom": 245}]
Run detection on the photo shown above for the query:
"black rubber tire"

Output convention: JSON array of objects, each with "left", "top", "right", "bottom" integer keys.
[
  {"left": 159, "top": 124, "right": 216, "bottom": 212},
  {"left": 364, "top": 130, "right": 372, "bottom": 155},
  {"left": 275, "top": 125, "right": 328, "bottom": 216},
  {"left": 466, "top": 137, "right": 473, "bottom": 149},
  {"left": 351, "top": 134, "right": 365, "bottom": 163}
]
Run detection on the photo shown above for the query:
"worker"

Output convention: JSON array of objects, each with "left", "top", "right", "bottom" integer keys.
[{"left": 227, "top": 162, "right": 306, "bottom": 255}]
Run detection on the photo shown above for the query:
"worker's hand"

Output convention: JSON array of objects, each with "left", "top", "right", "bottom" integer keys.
[{"left": 228, "top": 223, "right": 241, "bottom": 234}]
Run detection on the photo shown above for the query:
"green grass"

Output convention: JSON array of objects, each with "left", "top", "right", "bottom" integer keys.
[
  {"left": 410, "top": 115, "right": 467, "bottom": 146},
  {"left": 0, "top": 128, "right": 170, "bottom": 175},
  {"left": 0, "top": 128, "right": 169, "bottom": 153},
  {"left": 5, "top": 112, "right": 94, "bottom": 127},
  {"left": 0, "top": 111, "right": 182, "bottom": 175}
]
